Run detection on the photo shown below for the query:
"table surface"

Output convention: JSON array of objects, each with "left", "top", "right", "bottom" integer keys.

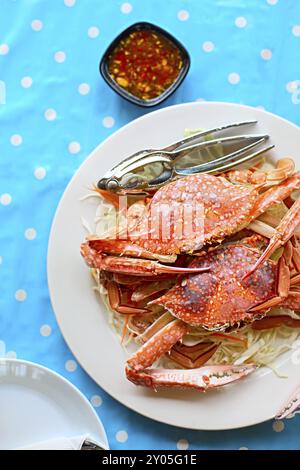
[{"left": 1, "top": 0, "right": 300, "bottom": 450}]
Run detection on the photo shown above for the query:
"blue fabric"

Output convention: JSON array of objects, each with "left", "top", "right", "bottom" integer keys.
[{"left": 1, "top": 0, "right": 300, "bottom": 450}]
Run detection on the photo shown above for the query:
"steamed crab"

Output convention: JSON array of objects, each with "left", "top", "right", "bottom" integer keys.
[{"left": 81, "top": 159, "right": 300, "bottom": 391}]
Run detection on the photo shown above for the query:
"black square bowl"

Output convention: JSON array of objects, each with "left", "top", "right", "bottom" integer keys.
[{"left": 99, "top": 22, "right": 190, "bottom": 107}]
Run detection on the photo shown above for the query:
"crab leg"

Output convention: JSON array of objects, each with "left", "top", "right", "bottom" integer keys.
[
  {"left": 128, "top": 315, "right": 154, "bottom": 335},
  {"left": 107, "top": 281, "right": 150, "bottom": 315},
  {"left": 277, "top": 256, "right": 291, "bottom": 297},
  {"left": 243, "top": 196, "right": 300, "bottom": 280},
  {"left": 252, "top": 315, "right": 300, "bottom": 330},
  {"left": 112, "top": 273, "right": 142, "bottom": 285},
  {"left": 169, "top": 342, "right": 219, "bottom": 369},
  {"left": 81, "top": 243, "right": 210, "bottom": 276},
  {"left": 291, "top": 274, "right": 300, "bottom": 286},
  {"left": 126, "top": 364, "right": 257, "bottom": 391},
  {"left": 276, "top": 384, "right": 300, "bottom": 419},
  {"left": 139, "top": 312, "right": 175, "bottom": 343},
  {"left": 131, "top": 279, "right": 175, "bottom": 302},
  {"left": 292, "top": 245, "right": 300, "bottom": 271},
  {"left": 248, "top": 220, "right": 276, "bottom": 239},
  {"left": 283, "top": 241, "right": 293, "bottom": 266},
  {"left": 127, "top": 320, "right": 188, "bottom": 371}
]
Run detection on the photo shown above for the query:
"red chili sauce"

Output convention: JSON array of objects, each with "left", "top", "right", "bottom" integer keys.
[{"left": 107, "top": 30, "right": 184, "bottom": 101}]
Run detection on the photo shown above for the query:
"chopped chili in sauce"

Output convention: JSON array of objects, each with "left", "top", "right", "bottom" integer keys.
[{"left": 108, "top": 30, "right": 184, "bottom": 101}]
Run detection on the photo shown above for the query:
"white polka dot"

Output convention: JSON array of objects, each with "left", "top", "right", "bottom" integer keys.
[
  {"left": 10, "top": 134, "right": 22, "bottom": 146},
  {"left": 291, "top": 92, "right": 300, "bottom": 105},
  {"left": 15, "top": 289, "right": 27, "bottom": 302},
  {"left": 64, "top": 0, "right": 76, "bottom": 6},
  {"left": 239, "top": 447, "right": 249, "bottom": 450},
  {"left": 31, "top": 19, "right": 43, "bottom": 31},
  {"left": 0, "top": 256, "right": 2, "bottom": 265},
  {"left": 24, "top": 228, "right": 37, "bottom": 240},
  {"left": 116, "top": 430, "right": 128, "bottom": 443},
  {"left": 40, "top": 324, "right": 52, "bottom": 337},
  {"left": 88, "top": 26, "right": 100, "bottom": 38},
  {"left": 235, "top": 17, "right": 247, "bottom": 28},
  {"left": 68, "top": 141, "right": 81, "bottom": 154},
  {"left": 78, "top": 83, "right": 90, "bottom": 95},
  {"left": 202, "top": 41, "right": 215, "bottom": 53},
  {"left": 261, "top": 48, "right": 272, "bottom": 60},
  {"left": 90, "top": 395, "right": 103, "bottom": 407},
  {"left": 54, "top": 51, "right": 66, "bottom": 63},
  {"left": 177, "top": 439, "right": 189, "bottom": 450},
  {"left": 228, "top": 72, "right": 240, "bottom": 85},
  {"left": 120, "top": 2, "right": 132, "bottom": 14},
  {"left": 196, "top": 97, "right": 206, "bottom": 102},
  {"left": 65, "top": 359, "right": 77, "bottom": 372},
  {"left": 177, "top": 10, "right": 189, "bottom": 21},
  {"left": 286, "top": 81, "right": 298, "bottom": 93},
  {"left": 0, "top": 340, "right": 5, "bottom": 356},
  {"left": 0, "top": 44, "right": 9, "bottom": 55},
  {"left": 292, "top": 25, "right": 300, "bottom": 37},
  {"left": 21, "top": 76, "right": 32, "bottom": 88},
  {"left": 34, "top": 167, "right": 46, "bottom": 180},
  {"left": 102, "top": 116, "right": 115, "bottom": 128},
  {"left": 44, "top": 108, "right": 57, "bottom": 121},
  {"left": 6, "top": 351, "right": 17, "bottom": 359},
  {"left": 273, "top": 420, "right": 285, "bottom": 432},
  {"left": 267, "top": 0, "right": 278, "bottom": 4},
  {"left": 0, "top": 193, "right": 12, "bottom": 205}
]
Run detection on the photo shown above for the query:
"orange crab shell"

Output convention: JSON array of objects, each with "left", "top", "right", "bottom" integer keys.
[
  {"left": 151, "top": 243, "right": 277, "bottom": 330},
  {"left": 127, "top": 174, "right": 258, "bottom": 255}
]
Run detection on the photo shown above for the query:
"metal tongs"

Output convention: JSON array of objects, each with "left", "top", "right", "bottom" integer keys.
[{"left": 97, "top": 120, "right": 274, "bottom": 194}]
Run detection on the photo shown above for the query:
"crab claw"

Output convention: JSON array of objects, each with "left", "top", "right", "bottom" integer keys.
[
  {"left": 126, "top": 364, "right": 257, "bottom": 392},
  {"left": 88, "top": 239, "right": 177, "bottom": 263},
  {"left": 275, "top": 384, "right": 300, "bottom": 420},
  {"left": 80, "top": 243, "right": 210, "bottom": 276}
]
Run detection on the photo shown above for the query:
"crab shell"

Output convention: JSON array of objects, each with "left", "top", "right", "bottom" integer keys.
[
  {"left": 151, "top": 243, "right": 277, "bottom": 330},
  {"left": 129, "top": 174, "right": 257, "bottom": 255}
]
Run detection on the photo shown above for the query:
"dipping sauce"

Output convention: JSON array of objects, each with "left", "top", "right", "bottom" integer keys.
[{"left": 107, "top": 29, "right": 184, "bottom": 101}]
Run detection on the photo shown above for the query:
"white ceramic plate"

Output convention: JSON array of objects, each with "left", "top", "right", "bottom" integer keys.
[
  {"left": 0, "top": 358, "right": 109, "bottom": 449},
  {"left": 48, "top": 102, "right": 300, "bottom": 430}
]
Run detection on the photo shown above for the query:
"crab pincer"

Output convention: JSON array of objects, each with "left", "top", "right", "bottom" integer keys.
[
  {"left": 125, "top": 317, "right": 257, "bottom": 392},
  {"left": 80, "top": 242, "right": 210, "bottom": 276},
  {"left": 126, "top": 364, "right": 257, "bottom": 392}
]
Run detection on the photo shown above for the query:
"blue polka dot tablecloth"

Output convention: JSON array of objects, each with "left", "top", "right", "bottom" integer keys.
[{"left": 1, "top": 0, "right": 300, "bottom": 451}]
